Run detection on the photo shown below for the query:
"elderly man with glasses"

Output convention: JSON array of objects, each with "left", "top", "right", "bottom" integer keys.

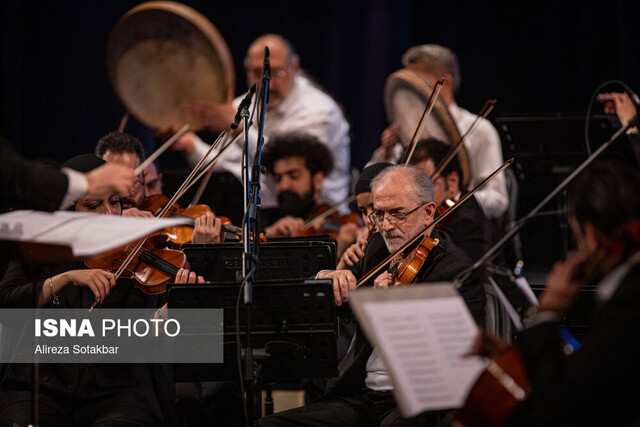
[
  {"left": 260, "top": 164, "right": 486, "bottom": 426},
  {"left": 171, "top": 33, "right": 351, "bottom": 212}
]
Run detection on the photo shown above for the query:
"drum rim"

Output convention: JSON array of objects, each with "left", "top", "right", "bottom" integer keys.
[
  {"left": 106, "top": 1, "right": 235, "bottom": 131},
  {"left": 384, "top": 68, "right": 472, "bottom": 189}
]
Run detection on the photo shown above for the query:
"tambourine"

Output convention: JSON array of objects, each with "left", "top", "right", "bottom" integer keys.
[{"left": 106, "top": 1, "right": 235, "bottom": 132}]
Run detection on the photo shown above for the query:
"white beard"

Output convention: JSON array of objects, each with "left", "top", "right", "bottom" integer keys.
[{"left": 381, "top": 221, "right": 425, "bottom": 253}]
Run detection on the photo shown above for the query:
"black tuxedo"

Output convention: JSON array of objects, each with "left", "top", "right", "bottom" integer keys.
[
  {"left": 0, "top": 137, "right": 68, "bottom": 213},
  {"left": 435, "top": 194, "right": 493, "bottom": 262},
  {"left": 508, "top": 261, "right": 640, "bottom": 426},
  {"left": 0, "top": 261, "right": 173, "bottom": 426},
  {"left": 260, "top": 230, "right": 486, "bottom": 426}
]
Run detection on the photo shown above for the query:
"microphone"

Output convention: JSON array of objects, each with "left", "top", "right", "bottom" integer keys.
[{"left": 230, "top": 84, "right": 257, "bottom": 130}]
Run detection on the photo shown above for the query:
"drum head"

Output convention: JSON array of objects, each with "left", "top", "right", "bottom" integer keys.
[
  {"left": 384, "top": 68, "right": 471, "bottom": 188},
  {"left": 107, "top": 1, "right": 235, "bottom": 132}
]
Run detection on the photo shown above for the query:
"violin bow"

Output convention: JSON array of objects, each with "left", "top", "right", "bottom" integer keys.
[
  {"left": 175, "top": 132, "right": 242, "bottom": 202},
  {"left": 107, "top": 131, "right": 228, "bottom": 288},
  {"left": 302, "top": 194, "right": 357, "bottom": 231},
  {"left": 355, "top": 158, "right": 513, "bottom": 288},
  {"left": 134, "top": 124, "right": 190, "bottom": 176},
  {"left": 431, "top": 99, "right": 497, "bottom": 181},
  {"left": 118, "top": 113, "right": 130, "bottom": 133},
  {"left": 400, "top": 77, "right": 445, "bottom": 165}
]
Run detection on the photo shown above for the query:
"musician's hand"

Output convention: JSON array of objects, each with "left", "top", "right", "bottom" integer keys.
[
  {"left": 175, "top": 268, "right": 205, "bottom": 284},
  {"left": 538, "top": 250, "right": 590, "bottom": 317},
  {"left": 378, "top": 123, "right": 401, "bottom": 160},
  {"left": 264, "top": 217, "right": 304, "bottom": 238},
  {"left": 318, "top": 270, "right": 357, "bottom": 306},
  {"left": 122, "top": 208, "right": 154, "bottom": 218},
  {"left": 356, "top": 226, "right": 371, "bottom": 245},
  {"left": 336, "top": 222, "right": 361, "bottom": 262},
  {"left": 192, "top": 212, "right": 223, "bottom": 244},
  {"left": 186, "top": 101, "right": 236, "bottom": 132},
  {"left": 64, "top": 269, "right": 116, "bottom": 304},
  {"left": 466, "top": 330, "right": 508, "bottom": 358},
  {"left": 85, "top": 163, "right": 137, "bottom": 199},
  {"left": 601, "top": 92, "right": 638, "bottom": 128},
  {"left": 373, "top": 271, "right": 394, "bottom": 289},
  {"left": 170, "top": 132, "right": 197, "bottom": 155},
  {"left": 337, "top": 240, "right": 366, "bottom": 269}
]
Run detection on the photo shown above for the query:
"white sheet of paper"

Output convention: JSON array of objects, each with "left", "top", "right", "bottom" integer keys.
[
  {"left": 0, "top": 210, "right": 192, "bottom": 257},
  {"left": 350, "top": 284, "right": 487, "bottom": 418}
]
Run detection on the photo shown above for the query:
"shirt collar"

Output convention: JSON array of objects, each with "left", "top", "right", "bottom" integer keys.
[{"left": 597, "top": 251, "right": 640, "bottom": 303}]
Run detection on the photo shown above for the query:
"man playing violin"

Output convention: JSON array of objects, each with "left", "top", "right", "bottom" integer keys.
[
  {"left": 96, "top": 131, "right": 223, "bottom": 244},
  {"left": 260, "top": 164, "right": 485, "bottom": 426},
  {"left": 337, "top": 162, "right": 392, "bottom": 269},
  {"left": 469, "top": 159, "right": 640, "bottom": 426},
  {"left": 260, "top": 132, "right": 360, "bottom": 259},
  {"left": 409, "top": 138, "right": 493, "bottom": 262}
]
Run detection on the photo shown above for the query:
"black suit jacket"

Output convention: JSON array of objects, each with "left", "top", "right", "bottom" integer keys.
[
  {"left": 0, "top": 136, "right": 68, "bottom": 213},
  {"left": 322, "top": 230, "right": 486, "bottom": 399},
  {"left": 508, "top": 261, "right": 640, "bottom": 426},
  {"left": 436, "top": 194, "right": 493, "bottom": 262}
]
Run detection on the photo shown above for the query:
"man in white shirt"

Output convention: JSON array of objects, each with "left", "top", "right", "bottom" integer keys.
[
  {"left": 171, "top": 33, "right": 351, "bottom": 211},
  {"left": 371, "top": 44, "right": 509, "bottom": 220}
]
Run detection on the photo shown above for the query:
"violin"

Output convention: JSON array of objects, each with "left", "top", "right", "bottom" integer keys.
[
  {"left": 391, "top": 236, "right": 440, "bottom": 285},
  {"left": 436, "top": 198, "right": 456, "bottom": 217},
  {"left": 139, "top": 194, "right": 246, "bottom": 244},
  {"left": 299, "top": 202, "right": 364, "bottom": 240},
  {"left": 85, "top": 236, "right": 188, "bottom": 295}
]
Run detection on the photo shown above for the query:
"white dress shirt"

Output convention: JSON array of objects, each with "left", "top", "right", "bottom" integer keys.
[{"left": 187, "top": 74, "right": 351, "bottom": 210}]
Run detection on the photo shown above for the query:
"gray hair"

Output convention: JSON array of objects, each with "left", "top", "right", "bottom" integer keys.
[
  {"left": 401, "top": 44, "right": 461, "bottom": 94},
  {"left": 370, "top": 164, "right": 433, "bottom": 206}
]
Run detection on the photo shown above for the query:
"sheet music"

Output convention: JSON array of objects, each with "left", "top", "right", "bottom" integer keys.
[
  {"left": 0, "top": 210, "right": 192, "bottom": 257},
  {"left": 350, "top": 283, "right": 487, "bottom": 418}
]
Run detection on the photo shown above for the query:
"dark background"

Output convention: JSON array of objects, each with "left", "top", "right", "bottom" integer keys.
[{"left": 2, "top": 0, "right": 639, "bottom": 273}]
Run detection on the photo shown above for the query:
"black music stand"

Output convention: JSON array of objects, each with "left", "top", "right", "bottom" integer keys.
[
  {"left": 182, "top": 239, "right": 336, "bottom": 283},
  {"left": 168, "top": 279, "right": 339, "bottom": 419}
]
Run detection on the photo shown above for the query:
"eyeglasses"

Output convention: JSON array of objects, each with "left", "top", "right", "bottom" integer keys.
[
  {"left": 368, "top": 204, "right": 425, "bottom": 225},
  {"left": 246, "top": 67, "right": 289, "bottom": 80}
]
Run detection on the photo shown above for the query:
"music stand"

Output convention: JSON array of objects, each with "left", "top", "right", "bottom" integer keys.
[
  {"left": 182, "top": 239, "right": 336, "bottom": 283},
  {"left": 168, "top": 279, "right": 338, "bottom": 381}
]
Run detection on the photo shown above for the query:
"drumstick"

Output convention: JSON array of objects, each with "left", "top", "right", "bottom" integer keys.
[
  {"left": 134, "top": 123, "right": 189, "bottom": 176},
  {"left": 431, "top": 99, "right": 496, "bottom": 181}
]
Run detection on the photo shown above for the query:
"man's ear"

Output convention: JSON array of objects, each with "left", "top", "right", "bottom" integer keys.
[
  {"left": 312, "top": 171, "right": 325, "bottom": 193},
  {"left": 423, "top": 202, "right": 437, "bottom": 225},
  {"left": 446, "top": 171, "right": 460, "bottom": 197}
]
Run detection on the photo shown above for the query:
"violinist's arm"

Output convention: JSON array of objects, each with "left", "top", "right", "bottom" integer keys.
[{"left": 122, "top": 208, "right": 154, "bottom": 218}]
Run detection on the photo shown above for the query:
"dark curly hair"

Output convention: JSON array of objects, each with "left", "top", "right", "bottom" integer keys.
[
  {"left": 262, "top": 132, "right": 333, "bottom": 176},
  {"left": 409, "top": 137, "right": 464, "bottom": 184},
  {"left": 95, "top": 131, "right": 145, "bottom": 161}
]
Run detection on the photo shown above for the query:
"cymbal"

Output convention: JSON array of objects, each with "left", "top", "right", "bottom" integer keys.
[
  {"left": 384, "top": 68, "right": 471, "bottom": 188},
  {"left": 106, "top": 1, "right": 235, "bottom": 133}
]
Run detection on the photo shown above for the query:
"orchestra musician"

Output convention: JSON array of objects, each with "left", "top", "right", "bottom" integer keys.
[
  {"left": 470, "top": 159, "right": 640, "bottom": 426},
  {"left": 371, "top": 44, "right": 509, "bottom": 221},
  {"left": 601, "top": 91, "right": 640, "bottom": 164},
  {"left": 0, "top": 154, "right": 204, "bottom": 427},
  {"left": 170, "top": 33, "right": 352, "bottom": 212},
  {"left": 259, "top": 132, "right": 360, "bottom": 260},
  {"left": 259, "top": 164, "right": 485, "bottom": 426},
  {"left": 96, "top": 131, "right": 223, "bottom": 244},
  {"left": 409, "top": 138, "right": 493, "bottom": 262},
  {"left": 337, "top": 162, "right": 392, "bottom": 269},
  {"left": 0, "top": 135, "right": 136, "bottom": 213}
]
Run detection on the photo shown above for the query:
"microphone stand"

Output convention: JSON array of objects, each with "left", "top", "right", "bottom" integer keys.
[
  {"left": 454, "top": 115, "right": 640, "bottom": 288},
  {"left": 242, "top": 46, "right": 270, "bottom": 426}
]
